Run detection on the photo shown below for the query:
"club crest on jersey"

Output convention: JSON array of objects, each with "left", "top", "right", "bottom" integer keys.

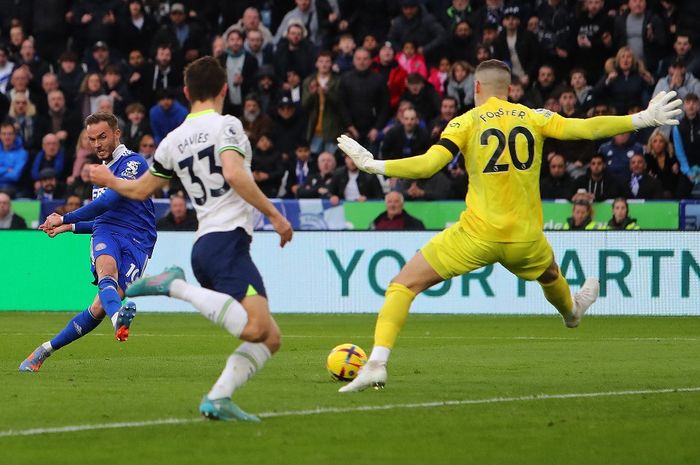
[
  {"left": 121, "top": 160, "right": 140, "bottom": 179},
  {"left": 94, "top": 243, "right": 107, "bottom": 251}
]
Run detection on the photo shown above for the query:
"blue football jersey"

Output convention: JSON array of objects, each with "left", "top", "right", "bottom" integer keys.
[{"left": 92, "top": 145, "right": 157, "bottom": 256}]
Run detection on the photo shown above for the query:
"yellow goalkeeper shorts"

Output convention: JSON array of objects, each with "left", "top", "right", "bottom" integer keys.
[{"left": 420, "top": 222, "right": 553, "bottom": 281}]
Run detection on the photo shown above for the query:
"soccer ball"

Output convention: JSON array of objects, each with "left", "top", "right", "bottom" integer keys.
[{"left": 326, "top": 343, "right": 367, "bottom": 381}]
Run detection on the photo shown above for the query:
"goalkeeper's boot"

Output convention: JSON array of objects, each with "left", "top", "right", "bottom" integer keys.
[
  {"left": 115, "top": 301, "right": 137, "bottom": 342},
  {"left": 199, "top": 396, "right": 260, "bottom": 422},
  {"left": 338, "top": 360, "right": 387, "bottom": 393},
  {"left": 19, "top": 345, "right": 51, "bottom": 372},
  {"left": 565, "top": 277, "right": 600, "bottom": 328},
  {"left": 126, "top": 266, "right": 185, "bottom": 297}
]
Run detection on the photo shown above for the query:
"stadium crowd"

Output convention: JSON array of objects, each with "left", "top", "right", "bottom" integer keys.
[{"left": 0, "top": 0, "right": 699, "bottom": 228}]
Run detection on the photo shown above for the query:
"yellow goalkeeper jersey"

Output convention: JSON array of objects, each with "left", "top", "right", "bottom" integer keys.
[{"left": 436, "top": 97, "right": 634, "bottom": 242}]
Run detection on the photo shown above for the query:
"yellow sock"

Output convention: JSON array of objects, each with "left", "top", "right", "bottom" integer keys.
[
  {"left": 540, "top": 273, "right": 574, "bottom": 317},
  {"left": 374, "top": 282, "right": 416, "bottom": 349}
]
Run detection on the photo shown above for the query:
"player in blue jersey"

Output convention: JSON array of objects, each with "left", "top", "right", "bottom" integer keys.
[{"left": 18, "top": 112, "right": 156, "bottom": 372}]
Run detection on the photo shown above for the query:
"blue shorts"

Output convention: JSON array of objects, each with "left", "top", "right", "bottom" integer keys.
[
  {"left": 191, "top": 228, "right": 267, "bottom": 302},
  {"left": 91, "top": 233, "right": 150, "bottom": 292}
]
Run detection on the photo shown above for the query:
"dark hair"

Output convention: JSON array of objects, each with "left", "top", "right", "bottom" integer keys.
[
  {"left": 0, "top": 121, "right": 16, "bottom": 133},
  {"left": 590, "top": 152, "right": 605, "bottom": 162},
  {"left": 406, "top": 72, "right": 424, "bottom": 85},
  {"left": 316, "top": 50, "right": 333, "bottom": 61},
  {"left": 441, "top": 95, "right": 458, "bottom": 106},
  {"left": 125, "top": 102, "right": 146, "bottom": 114},
  {"left": 685, "top": 92, "right": 699, "bottom": 102},
  {"left": 184, "top": 56, "right": 227, "bottom": 103},
  {"left": 104, "top": 64, "right": 122, "bottom": 75},
  {"left": 85, "top": 112, "right": 119, "bottom": 131}
]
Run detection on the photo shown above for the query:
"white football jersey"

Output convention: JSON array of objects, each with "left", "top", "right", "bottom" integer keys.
[{"left": 151, "top": 109, "right": 254, "bottom": 238}]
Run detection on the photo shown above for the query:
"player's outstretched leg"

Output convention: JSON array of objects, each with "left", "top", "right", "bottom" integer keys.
[
  {"left": 114, "top": 301, "right": 137, "bottom": 341},
  {"left": 566, "top": 278, "right": 600, "bottom": 328},
  {"left": 126, "top": 266, "right": 185, "bottom": 297},
  {"left": 19, "top": 306, "right": 104, "bottom": 372}
]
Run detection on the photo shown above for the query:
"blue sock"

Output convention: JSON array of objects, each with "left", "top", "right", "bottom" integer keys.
[
  {"left": 50, "top": 308, "right": 103, "bottom": 351},
  {"left": 98, "top": 276, "right": 122, "bottom": 319}
]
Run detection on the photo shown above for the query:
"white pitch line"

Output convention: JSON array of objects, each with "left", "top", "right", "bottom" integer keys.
[{"left": 1, "top": 386, "right": 698, "bottom": 438}]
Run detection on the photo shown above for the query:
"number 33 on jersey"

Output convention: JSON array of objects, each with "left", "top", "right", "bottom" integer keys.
[{"left": 149, "top": 109, "right": 255, "bottom": 239}]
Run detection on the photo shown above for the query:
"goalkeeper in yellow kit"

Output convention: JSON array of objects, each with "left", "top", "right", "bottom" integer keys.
[{"left": 336, "top": 59, "right": 683, "bottom": 392}]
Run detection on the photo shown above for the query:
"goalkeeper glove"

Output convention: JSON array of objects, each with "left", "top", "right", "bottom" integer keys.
[
  {"left": 336, "top": 135, "right": 385, "bottom": 175},
  {"left": 632, "top": 90, "right": 683, "bottom": 128}
]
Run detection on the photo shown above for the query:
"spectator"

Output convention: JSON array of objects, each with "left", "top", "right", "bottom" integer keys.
[
  {"left": 573, "top": 153, "right": 625, "bottom": 202},
  {"left": 32, "top": 133, "right": 65, "bottom": 188},
  {"left": 333, "top": 34, "right": 357, "bottom": 74},
  {"left": 396, "top": 40, "right": 427, "bottom": 78},
  {"left": 524, "top": 64, "right": 566, "bottom": 109},
  {"left": 297, "top": 150, "right": 337, "bottom": 199},
  {"left": 245, "top": 29, "right": 274, "bottom": 68},
  {"left": 273, "top": 21, "right": 318, "bottom": 81},
  {"left": 252, "top": 134, "right": 285, "bottom": 197},
  {"left": 302, "top": 51, "right": 344, "bottom": 155},
  {"left": 232, "top": 7, "right": 275, "bottom": 47},
  {"left": 627, "top": 153, "right": 663, "bottom": 199},
  {"left": 328, "top": 154, "right": 383, "bottom": 204},
  {"left": 572, "top": 0, "right": 614, "bottom": 83},
  {"left": 123, "top": 102, "right": 150, "bottom": 152},
  {"left": 8, "top": 92, "right": 39, "bottom": 153},
  {"left": 400, "top": 72, "right": 441, "bottom": 123},
  {"left": 472, "top": 0, "right": 505, "bottom": 37},
  {"left": 445, "top": 60, "right": 476, "bottom": 112},
  {"left": 381, "top": 107, "right": 430, "bottom": 161},
  {"left": 569, "top": 68, "right": 594, "bottom": 112},
  {"left": 156, "top": 192, "right": 198, "bottom": 231},
  {"left": 341, "top": 48, "right": 390, "bottom": 150},
  {"left": 540, "top": 153, "right": 576, "bottom": 200},
  {"left": 361, "top": 33, "right": 380, "bottom": 58},
  {"left": 341, "top": 0, "right": 398, "bottom": 45},
  {"left": 76, "top": 72, "right": 105, "bottom": 121},
  {"left": 0, "top": 45, "right": 16, "bottom": 95},
  {"left": 152, "top": 2, "right": 207, "bottom": 64},
  {"left": 644, "top": 129, "right": 681, "bottom": 198},
  {"left": 429, "top": 96, "right": 458, "bottom": 143},
  {"left": 438, "top": 0, "right": 475, "bottom": 33},
  {"left": 103, "top": 65, "right": 132, "bottom": 117},
  {"left": 0, "top": 123, "right": 28, "bottom": 196},
  {"left": 427, "top": 57, "right": 451, "bottom": 97},
  {"left": 255, "top": 65, "right": 282, "bottom": 116},
  {"left": 479, "top": 22, "right": 499, "bottom": 57},
  {"left": 68, "top": 130, "right": 98, "bottom": 185},
  {"left": 274, "top": 0, "right": 334, "bottom": 48},
  {"left": 142, "top": 44, "right": 183, "bottom": 108},
  {"left": 508, "top": 77, "right": 526, "bottom": 104},
  {"left": 138, "top": 134, "right": 156, "bottom": 166},
  {"left": 445, "top": 20, "right": 477, "bottom": 64},
  {"left": 535, "top": 0, "right": 575, "bottom": 78},
  {"left": 17, "top": 39, "right": 51, "bottom": 86},
  {"left": 563, "top": 199, "right": 596, "bottom": 230},
  {"left": 271, "top": 96, "right": 307, "bottom": 161},
  {"left": 387, "top": 0, "right": 446, "bottom": 63},
  {"left": 400, "top": 169, "right": 453, "bottom": 200},
  {"left": 56, "top": 51, "right": 85, "bottom": 106},
  {"left": 657, "top": 34, "right": 700, "bottom": 79},
  {"left": 599, "top": 131, "right": 644, "bottom": 180},
  {"left": 7, "top": 66, "right": 36, "bottom": 108},
  {"left": 241, "top": 94, "right": 274, "bottom": 146},
  {"left": 125, "top": 48, "right": 149, "bottom": 106},
  {"left": 673, "top": 93, "right": 700, "bottom": 195},
  {"left": 211, "top": 35, "right": 226, "bottom": 59},
  {"left": 86, "top": 40, "right": 119, "bottom": 75},
  {"left": 35, "top": 167, "right": 66, "bottom": 200},
  {"left": 68, "top": 0, "right": 120, "bottom": 55},
  {"left": 0, "top": 192, "right": 27, "bottom": 229},
  {"left": 283, "top": 140, "right": 316, "bottom": 197},
  {"left": 219, "top": 28, "right": 259, "bottom": 116},
  {"left": 68, "top": 161, "right": 97, "bottom": 200},
  {"left": 653, "top": 59, "right": 700, "bottom": 102},
  {"left": 493, "top": 5, "right": 539, "bottom": 87},
  {"left": 371, "top": 42, "right": 408, "bottom": 111},
  {"left": 30, "top": 0, "right": 70, "bottom": 65},
  {"left": 282, "top": 69, "right": 303, "bottom": 106},
  {"left": 7, "top": 25, "right": 26, "bottom": 63},
  {"left": 35, "top": 89, "right": 82, "bottom": 157},
  {"left": 118, "top": 0, "right": 159, "bottom": 57},
  {"left": 55, "top": 194, "right": 83, "bottom": 216},
  {"left": 149, "top": 89, "right": 188, "bottom": 146},
  {"left": 371, "top": 191, "right": 425, "bottom": 230},
  {"left": 593, "top": 46, "right": 654, "bottom": 116},
  {"left": 95, "top": 95, "right": 126, "bottom": 132},
  {"left": 613, "top": 0, "right": 667, "bottom": 72},
  {"left": 606, "top": 197, "right": 640, "bottom": 230}
]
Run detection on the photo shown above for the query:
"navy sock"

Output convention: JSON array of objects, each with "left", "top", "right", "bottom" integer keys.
[
  {"left": 98, "top": 276, "right": 122, "bottom": 319},
  {"left": 50, "top": 308, "right": 103, "bottom": 351}
]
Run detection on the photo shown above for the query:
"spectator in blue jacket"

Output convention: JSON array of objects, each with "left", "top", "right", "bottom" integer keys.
[
  {"left": 149, "top": 89, "right": 188, "bottom": 146},
  {"left": 598, "top": 131, "right": 644, "bottom": 181},
  {"left": 31, "top": 133, "right": 65, "bottom": 191},
  {"left": 0, "top": 122, "right": 28, "bottom": 196}
]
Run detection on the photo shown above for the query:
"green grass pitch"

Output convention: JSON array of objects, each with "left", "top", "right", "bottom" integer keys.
[{"left": 1, "top": 313, "right": 699, "bottom": 465}]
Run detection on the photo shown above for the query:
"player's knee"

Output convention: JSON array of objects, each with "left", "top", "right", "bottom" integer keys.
[
  {"left": 242, "top": 320, "right": 270, "bottom": 343},
  {"left": 537, "top": 261, "right": 560, "bottom": 284},
  {"left": 265, "top": 328, "right": 282, "bottom": 354}
]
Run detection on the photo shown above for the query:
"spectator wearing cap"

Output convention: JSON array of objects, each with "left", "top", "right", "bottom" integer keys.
[
  {"left": 231, "top": 7, "right": 275, "bottom": 48},
  {"left": 118, "top": 0, "right": 159, "bottom": 57},
  {"left": 87, "top": 41, "right": 118, "bottom": 75},
  {"left": 493, "top": 5, "right": 540, "bottom": 88},
  {"left": 149, "top": 89, "right": 187, "bottom": 146},
  {"left": 143, "top": 43, "right": 183, "bottom": 108},
  {"left": 400, "top": 72, "right": 441, "bottom": 123},
  {"left": 387, "top": 0, "right": 446, "bottom": 63},
  {"left": 35, "top": 89, "right": 82, "bottom": 156},
  {"left": 271, "top": 96, "right": 307, "bottom": 161},
  {"left": 152, "top": 2, "right": 207, "bottom": 64},
  {"left": 438, "top": 0, "right": 475, "bottom": 32},
  {"left": 242, "top": 94, "right": 274, "bottom": 145},
  {"left": 0, "top": 45, "right": 15, "bottom": 95},
  {"left": 341, "top": 48, "right": 391, "bottom": 151},
  {"left": 32, "top": 133, "right": 65, "bottom": 188},
  {"left": 0, "top": 122, "right": 28, "bottom": 197},
  {"left": 302, "top": 50, "right": 345, "bottom": 155},
  {"left": 244, "top": 29, "right": 275, "bottom": 68},
  {"left": 274, "top": 0, "right": 335, "bottom": 49},
  {"left": 219, "top": 27, "right": 259, "bottom": 117},
  {"left": 35, "top": 166, "right": 66, "bottom": 200},
  {"left": 57, "top": 52, "right": 85, "bottom": 106},
  {"left": 273, "top": 20, "right": 318, "bottom": 81},
  {"left": 656, "top": 34, "right": 700, "bottom": 81},
  {"left": 0, "top": 192, "right": 27, "bottom": 229},
  {"left": 653, "top": 59, "right": 700, "bottom": 102},
  {"left": 613, "top": 0, "right": 667, "bottom": 72},
  {"left": 68, "top": 0, "right": 120, "bottom": 55},
  {"left": 371, "top": 42, "right": 408, "bottom": 111}
]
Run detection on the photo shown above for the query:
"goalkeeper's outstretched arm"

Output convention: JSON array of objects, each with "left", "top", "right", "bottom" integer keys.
[{"left": 336, "top": 134, "right": 455, "bottom": 179}]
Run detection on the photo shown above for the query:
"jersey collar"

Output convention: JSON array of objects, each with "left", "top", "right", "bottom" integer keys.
[
  {"left": 105, "top": 144, "right": 129, "bottom": 168},
  {"left": 186, "top": 108, "right": 216, "bottom": 120}
]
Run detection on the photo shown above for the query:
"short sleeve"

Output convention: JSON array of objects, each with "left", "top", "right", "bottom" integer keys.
[
  {"left": 216, "top": 115, "right": 249, "bottom": 157},
  {"left": 151, "top": 139, "right": 175, "bottom": 179}
]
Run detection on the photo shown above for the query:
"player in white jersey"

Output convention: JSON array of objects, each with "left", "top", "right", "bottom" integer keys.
[{"left": 90, "top": 56, "right": 293, "bottom": 421}]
